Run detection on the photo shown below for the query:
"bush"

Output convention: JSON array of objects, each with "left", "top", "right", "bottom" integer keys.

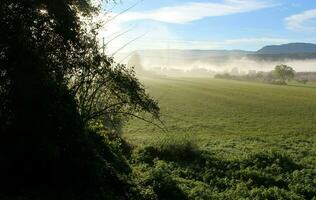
[
  {"left": 242, "top": 151, "right": 301, "bottom": 173},
  {"left": 133, "top": 133, "right": 199, "bottom": 163},
  {"left": 131, "top": 160, "right": 188, "bottom": 200},
  {"left": 289, "top": 169, "right": 316, "bottom": 199}
]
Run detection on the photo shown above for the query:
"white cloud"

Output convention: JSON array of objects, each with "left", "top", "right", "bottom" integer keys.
[
  {"left": 116, "top": 0, "right": 275, "bottom": 24},
  {"left": 285, "top": 9, "right": 316, "bottom": 32},
  {"left": 96, "top": 0, "right": 277, "bottom": 53}
]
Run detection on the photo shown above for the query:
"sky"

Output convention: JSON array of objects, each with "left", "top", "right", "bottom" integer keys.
[{"left": 99, "top": 0, "right": 316, "bottom": 53}]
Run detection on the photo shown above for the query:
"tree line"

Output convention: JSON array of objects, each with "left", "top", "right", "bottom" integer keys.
[{"left": 215, "top": 65, "right": 298, "bottom": 85}]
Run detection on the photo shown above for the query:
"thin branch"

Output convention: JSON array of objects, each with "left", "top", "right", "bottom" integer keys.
[
  {"left": 104, "top": 0, "right": 144, "bottom": 25},
  {"left": 83, "top": 101, "right": 127, "bottom": 123},
  {"left": 111, "top": 32, "right": 147, "bottom": 56},
  {"left": 111, "top": 111, "right": 166, "bottom": 132},
  {"left": 118, "top": 51, "right": 134, "bottom": 63},
  {"left": 104, "top": 26, "right": 136, "bottom": 47},
  {"left": 103, "top": 24, "right": 135, "bottom": 43}
]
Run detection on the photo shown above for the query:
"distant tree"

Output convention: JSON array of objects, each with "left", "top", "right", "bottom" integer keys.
[
  {"left": 128, "top": 53, "right": 145, "bottom": 75},
  {"left": 230, "top": 67, "right": 239, "bottom": 76},
  {"left": 297, "top": 78, "right": 308, "bottom": 84},
  {"left": 273, "top": 64, "right": 295, "bottom": 84}
]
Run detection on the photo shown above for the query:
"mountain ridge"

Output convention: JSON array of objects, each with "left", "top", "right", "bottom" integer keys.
[
  {"left": 129, "top": 43, "right": 316, "bottom": 63},
  {"left": 133, "top": 43, "right": 316, "bottom": 55},
  {"left": 256, "top": 43, "right": 316, "bottom": 54}
]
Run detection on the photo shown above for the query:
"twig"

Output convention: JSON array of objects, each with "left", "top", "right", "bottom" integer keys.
[
  {"left": 111, "top": 32, "right": 147, "bottom": 56},
  {"left": 104, "top": 0, "right": 144, "bottom": 25}
]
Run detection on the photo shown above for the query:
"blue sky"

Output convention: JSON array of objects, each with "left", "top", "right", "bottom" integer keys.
[{"left": 101, "top": 0, "right": 316, "bottom": 53}]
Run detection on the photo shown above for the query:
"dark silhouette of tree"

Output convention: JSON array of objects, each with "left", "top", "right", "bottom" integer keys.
[{"left": 0, "top": 0, "right": 159, "bottom": 199}]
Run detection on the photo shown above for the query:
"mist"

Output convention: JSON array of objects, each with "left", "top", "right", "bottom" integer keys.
[{"left": 117, "top": 50, "right": 316, "bottom": 77}]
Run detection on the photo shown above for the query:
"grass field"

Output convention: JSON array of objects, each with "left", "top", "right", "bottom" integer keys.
[
  {"left": 124, "top": 78, "right": 316, "bottom": 158},
  {"left": 124, "top": 78, "right": 316, "bottom": 199}
]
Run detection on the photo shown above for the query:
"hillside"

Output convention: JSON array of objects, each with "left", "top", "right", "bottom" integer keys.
[
  {"left": 134, "top": 43, "right": 316, "bottom": 61},
  {"left": 257, "top": 43, "right": 316, "bottom": 54}
]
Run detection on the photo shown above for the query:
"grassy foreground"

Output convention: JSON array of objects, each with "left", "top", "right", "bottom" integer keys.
[
  {"left": 124, "top": 78, "right": 316, "bottom": 158},
  {"left": 124, "top": 78, "right": 316, "bottom": 199}
]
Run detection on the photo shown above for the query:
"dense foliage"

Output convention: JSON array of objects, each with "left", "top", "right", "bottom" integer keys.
[
  {"left": 273, "top": 65, "right": 295, "bottom": 85},
  {"left": 0, "top": 0, "right": 159, "bottom": 199}
]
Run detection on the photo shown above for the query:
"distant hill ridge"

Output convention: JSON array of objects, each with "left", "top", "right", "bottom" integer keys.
[
  {"left": 135, "top": 43, "right": 316, "bottom": 56},
  {"left": 120, "top": 43, "right": 316, "bottom": 67},
  {"left": 256, "top": 43, "right": 316, "bottom": 54}
]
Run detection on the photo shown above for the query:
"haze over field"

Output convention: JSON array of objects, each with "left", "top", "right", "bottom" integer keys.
[
  {"left": 115, "top": 43, "right": 316, "bottom": 78},
  {"left": 128, "top": 45, "right": 316, "bottom": 74}
]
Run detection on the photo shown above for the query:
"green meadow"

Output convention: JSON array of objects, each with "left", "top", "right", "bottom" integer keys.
[
  {"left": 124, "top": 78, "right": 316, "bottom": 156},
  {"left": 124, "top": 78, "right": 316, "bottom": 199}
]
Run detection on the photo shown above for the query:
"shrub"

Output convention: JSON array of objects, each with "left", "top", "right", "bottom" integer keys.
[
  {"left": 289, "top": 169, "right": 316, "bottom": 199},
  {"left": 131, "top": 160, "right": 187, "bottom": 200},
  {"left": 242, "top": 151, "right": 301, "bottom": 173},
  {"left": 133, "top": 133, "right": 199, "bottom": 163}
]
